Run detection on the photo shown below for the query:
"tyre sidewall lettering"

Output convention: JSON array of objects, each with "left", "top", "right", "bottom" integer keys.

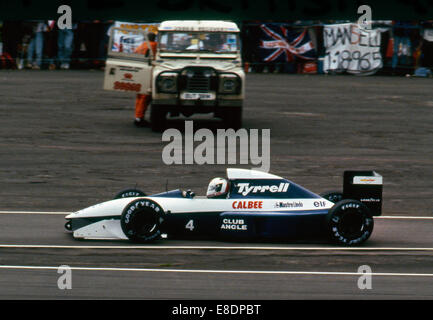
[
  {"left": 327, "top": 200, "right": 373, "bottom": 245},
  {"left": 121, "top": 199, "right": 163, "bottom": 242},
  {"left": 114, "top": 188, "right": 146, "bottom": 199},
  {"left": 122, "top": 192, "right": 141, "bottom": 198}
]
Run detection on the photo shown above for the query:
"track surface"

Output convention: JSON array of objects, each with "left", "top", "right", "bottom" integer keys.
[
  {"left": 0, "top": 213, "right": 432, "bottom": 299},
  {"left": 0, "top": 71, "right": 432, "bottom": 299}
]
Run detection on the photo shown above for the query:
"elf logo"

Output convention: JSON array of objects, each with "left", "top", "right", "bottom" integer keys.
[{"left": 236, "top": 182, "right": 290, "bottom": 196}]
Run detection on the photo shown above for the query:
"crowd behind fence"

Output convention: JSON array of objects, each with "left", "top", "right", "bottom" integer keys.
[
  {"left": 0, "top": 20, "right": 432, "bottom": 76},
  {"left": 0, "top": 20, "right": 111, "bottom": 70}
]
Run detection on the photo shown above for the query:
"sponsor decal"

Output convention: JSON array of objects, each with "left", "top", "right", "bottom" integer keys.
[
  {"left": 220, "top": 218, "right": 247, "bottom": 231},
  {"left": 274, "top": 201, "right": 303, "bottom": 208},
  {"left": 119, "top": 66, "right": 142, "bottom": 72},
  {"left": 123, "top": 73, "right": 133, "bottom": 80},
  {"left": 113, "top": 81, "right": 142, "bottom": 92},
  {"left": 353, "top": 176, "right": 383, "bottom": 185},
  {"left": 360, "top": 198, "right": 380, "bottom": 202},
  {"left": 236, "top": 182, "right": 289, "bottom": 196},
  {"left": 232, "top": 201, "right": 263, "bottom": 209},
  {"left": 314, "top": 200, "right": 327, "bottom": 208}
]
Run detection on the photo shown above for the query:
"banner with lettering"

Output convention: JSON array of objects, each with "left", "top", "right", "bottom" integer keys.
[{"left": 323, "top": 23, "right": 382, "bottom": 75}]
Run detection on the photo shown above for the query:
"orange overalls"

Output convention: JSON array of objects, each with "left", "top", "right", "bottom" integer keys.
[{"left": 134, "top": 41, "right": 157, "bottom": 120}]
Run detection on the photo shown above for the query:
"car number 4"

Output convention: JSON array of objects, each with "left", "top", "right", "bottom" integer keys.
[{"left": 185, "top": 219, "right": 195, "bottom": 231}]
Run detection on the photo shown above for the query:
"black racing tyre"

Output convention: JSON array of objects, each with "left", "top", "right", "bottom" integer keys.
[
  {"left": 120, "top": 199, "right": 164, "bottom": 243},
  {"left": 223, "top": 107, "right": 242, "bottom": 130},
  {"left": 326, "top": 199, "right": 374, "bottom": 246},
  {"left": 320, "top": 190, "right": 343, "bottom": 203},
  {"left": 114, "top": 188, "right": 147, "bottom": 199},
  {"left": 150, "top": 104, "right": 167, "bottom": 132}
]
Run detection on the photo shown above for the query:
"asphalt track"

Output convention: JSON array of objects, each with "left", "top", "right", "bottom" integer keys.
[{"left": 0, "top": 71, "right": 432, "bottom": 299}]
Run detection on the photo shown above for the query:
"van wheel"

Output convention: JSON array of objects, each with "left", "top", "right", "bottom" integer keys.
[
  {"left": 326, "top": 199, "right": 374, "bottom": 246},
  {"left": 223, "top": 107, "right": 242, "bottom": 130},
  {"left": 150, "top": 105, "right": 167, "bottom": 132},
  {"left": 120, "top": 199, "right": 164, "bottom": 243}
]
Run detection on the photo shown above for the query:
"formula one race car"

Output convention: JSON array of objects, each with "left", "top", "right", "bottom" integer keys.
[{"left": 65, "top": 168, "right": 383, "bottom": 245}]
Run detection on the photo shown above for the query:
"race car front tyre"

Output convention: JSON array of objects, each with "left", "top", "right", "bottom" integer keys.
[
  {"left": 114, "top": 188, "right": 147, "bottom": 199},
  {"left": 64, "top": 220, "right": 72, "bottom": 231},
  {"left": 326, "top": 199, "right": 374, "bottom": 246},
  {"left": 320, "top": 190, "right": 343, "bottom": 203},
  {"left": 120, "top": 199, "right": 164, "bottom": 243}
]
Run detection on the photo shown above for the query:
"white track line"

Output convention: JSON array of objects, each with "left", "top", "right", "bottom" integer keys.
[
  {"left": 0, "top": 244, "right": 432, "bottom": 251},
  {"left": 0, "top": 211, "right": 432, "bottom": 219},
  {"left": 376, "top": 216, "right": 433, "bottom": 219},
  {"left": 0, "top": 211, "right": 69, "bottom": 215},
  {"left": 0, "top": 265, "right": 432, "bottom": 277}
]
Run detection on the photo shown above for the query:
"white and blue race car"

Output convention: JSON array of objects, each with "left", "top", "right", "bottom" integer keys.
[{"left": 65, "top": 168, "right": 383, "bottom": 245}]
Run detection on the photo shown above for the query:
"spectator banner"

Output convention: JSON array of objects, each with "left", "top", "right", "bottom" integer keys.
[
  {"left": 259, "top": 23, "right": 316, "bottom": 63},
  {"left": 323, "top": 23, "right": 382, "bottom": 75},
  {"left": 110, "top": 21, "right": 159, "bottom": 53}
]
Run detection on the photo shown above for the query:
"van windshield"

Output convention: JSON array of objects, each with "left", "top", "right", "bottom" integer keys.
[{"left": 159, "top": 32, "right": 239, "bottom": 53}]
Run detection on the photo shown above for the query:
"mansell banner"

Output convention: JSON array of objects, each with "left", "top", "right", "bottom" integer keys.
[
  {"left": 109, "top": 21, "right": 160, "bottom": 53},
  {"left": 323, "top": 23, "right": 382, "bottom": 75}
]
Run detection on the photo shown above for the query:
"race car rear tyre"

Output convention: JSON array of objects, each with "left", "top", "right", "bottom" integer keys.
[
  {"left": 326, "top": 199, "right": 374, "bottom": 246},
  {"left": 320, "top": 190, "right": 343, "bottom": 203},
  {"left": 120, "top": 199, "right": 164, "bottom": 243},
  {"left": 114, "top": 188, "right": 147, "bottom": 199},
  {"left": 150, "top": 105, "right": 167, "bottom": 132}
]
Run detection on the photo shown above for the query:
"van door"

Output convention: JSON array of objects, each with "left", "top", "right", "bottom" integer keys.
[{"left": 103, "top": 27, "right": 154, "bottom": 95}]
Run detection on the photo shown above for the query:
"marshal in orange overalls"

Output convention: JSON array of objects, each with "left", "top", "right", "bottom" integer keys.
[{"left": 134, "top": 38, "right": 157, "bottom": 126}]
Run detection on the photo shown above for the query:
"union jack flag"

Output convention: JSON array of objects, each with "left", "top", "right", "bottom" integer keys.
[{"left": 259, "top": 24, "right": 316, "bottom": 62}]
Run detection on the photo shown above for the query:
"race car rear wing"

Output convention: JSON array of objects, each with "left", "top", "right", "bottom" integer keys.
[{"left": 343, "top": 171, "right": 383, "bottom": 216}]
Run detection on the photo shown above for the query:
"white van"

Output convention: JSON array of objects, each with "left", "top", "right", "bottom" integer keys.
[{"left": 104, "top": 20, "right": 245, "bottom": 131}]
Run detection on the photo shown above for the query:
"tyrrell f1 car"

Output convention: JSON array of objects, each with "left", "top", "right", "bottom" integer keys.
[{"left": 65, "top": 168, "right": 383, "bottom": 245}]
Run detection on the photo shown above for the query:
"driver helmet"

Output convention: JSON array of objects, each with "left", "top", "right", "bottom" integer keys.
[{"left": 206, "top": 177, "right": 230, "bottom": 198}]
